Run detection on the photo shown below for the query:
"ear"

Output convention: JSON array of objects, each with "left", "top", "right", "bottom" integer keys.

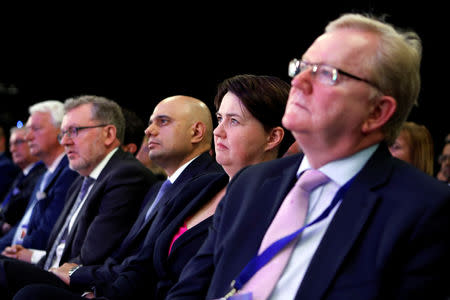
[
  {"left": 121, "top": 143, "right": 138, "bottom": 155},
  {"left": 104, "top": 125, "right": 118, "bottom": 147},
  {"left": 362, "top": 95, "right": 397, "bottom": 134},
  {"left": 190, "top": 121, "right": 206, "bottom": 144},
  {"left": 265, "top": 127, "right": 284, "bottom": 152}
]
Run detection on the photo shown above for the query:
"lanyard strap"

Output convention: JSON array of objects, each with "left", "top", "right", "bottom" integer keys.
[{"left": 224, "top": 177, "right": 354, "bottom": 298}]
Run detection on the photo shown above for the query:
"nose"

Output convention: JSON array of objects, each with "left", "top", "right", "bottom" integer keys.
[
  {"left": 291, "top": 70, "right": 313, "bottom": 95},
  {"left": 213, "top": 121, "right": 226, "bottom": 138},
  {"left": 145, "top": 123, "right": 157, "bottom": 137}
]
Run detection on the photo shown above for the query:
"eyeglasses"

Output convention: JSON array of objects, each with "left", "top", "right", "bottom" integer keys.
[
  {"left": 439, "top": 154, "right": 450, "bottom": 164},
  {"left": 288, "top": 58, "right": 379, "bottom": 89},
  {"left": 58, "top": 124, "right": 108, "bottom": 143}
]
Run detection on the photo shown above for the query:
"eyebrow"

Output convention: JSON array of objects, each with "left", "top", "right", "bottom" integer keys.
[
  {"left": 216, "top": 112, "right": 243, "bottom": 119},
  {"left": 149, "top": 114, "right": 171, "bottom": 125}
]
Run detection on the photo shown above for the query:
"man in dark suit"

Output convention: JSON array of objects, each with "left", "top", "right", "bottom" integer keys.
[
  {"left": 0, "top": 95, "right": 157, "bottom": 299},
  {"left": 0, "top": 126, "right": 46, "bottom": 236},
  {"left": 0, "top": 100, "right": 78, "bottom": 252},
  {"left": 0, "top": 123, "right": 20, "bottom": 201},
  {"left": 164, "top": 14, "right": 450, "bottom": 300},
  {"left": 10, "top": 95, "right": 224, "bottom": 300}
]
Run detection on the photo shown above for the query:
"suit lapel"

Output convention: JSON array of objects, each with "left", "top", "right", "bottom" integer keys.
[
  {"left": 63, "top": 149, "right": 128, "bottom": 252},
  {"left": 295, "top": 145, "right": 393, "bottom": 300}
]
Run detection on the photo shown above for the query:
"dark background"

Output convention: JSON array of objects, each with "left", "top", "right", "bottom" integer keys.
[{"left": 0, "top": 2, "right": 448, "bottom": 168}]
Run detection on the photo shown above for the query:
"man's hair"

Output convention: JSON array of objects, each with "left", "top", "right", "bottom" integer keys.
[
  {"left": 326, "top": 13, "right": 422, "bottom": 145},
  {"left": 64, "top": 95, "right": 126, "bottom": 143},
  {"left": 29, "top": 100, "right": 65, "bottom": 128},
  {"left": 122, "top": 108, "right": 146, "bottom": 149}
]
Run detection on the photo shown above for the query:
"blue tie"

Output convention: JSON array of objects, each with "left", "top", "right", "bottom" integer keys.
[{"left": 145, "top": 179, "right": 172, "bottom": 221}]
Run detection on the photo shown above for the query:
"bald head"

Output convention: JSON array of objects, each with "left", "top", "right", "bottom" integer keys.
[
  {"left": 158, "top": 95, "right": 213, "bottom": 146},
  {"left": 145, "top": 95, "right": 213, "bottom": 176}
]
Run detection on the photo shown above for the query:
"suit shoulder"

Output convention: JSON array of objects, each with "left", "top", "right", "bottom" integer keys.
[
  {"left": 102, "top": 151, "right": 158, "bottom": 183},
  {"left": 236, "top": 153, "right": 301, "bottom": 178}
]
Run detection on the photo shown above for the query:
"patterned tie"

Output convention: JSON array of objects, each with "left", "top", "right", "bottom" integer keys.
[
  {"left": 43, "top": 176, "right": 95, "bottom": 270},
  {"left": 144, "top": 179, "right": 172, "bottom": 221},
  {"left": 240, "top": 169, "right": 330, "bottom": 300}
]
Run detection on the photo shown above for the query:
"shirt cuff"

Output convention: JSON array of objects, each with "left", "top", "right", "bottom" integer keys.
[{"left": 30, "top": 249, "right": 46, "bottom": 264}]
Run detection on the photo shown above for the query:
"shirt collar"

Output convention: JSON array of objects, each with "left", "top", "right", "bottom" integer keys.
[
  {"left": 298, "top": 144, "right": 379, "bottom": 186},
  {"left": 88, "top": 147, "right": 119, "bottom": 180},
  {"left": 167, "top": 155, "right": 199, "bottom": 184},
  {"left": 47, "top": 153, "right": 65, "bottom": 173},
  {"left": 23, "top": 161, "right": 41, "bottom": 176}
]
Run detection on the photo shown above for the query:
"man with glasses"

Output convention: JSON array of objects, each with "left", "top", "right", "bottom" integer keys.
[
  {"left": 165, "top": 13, "right": 450, "bottom": 300},
  {"left": 0, "top": 127, "right": 46, "bottom": 237},
  {"left": 0, "top": 96, "right": 157, "bottom": 299}
]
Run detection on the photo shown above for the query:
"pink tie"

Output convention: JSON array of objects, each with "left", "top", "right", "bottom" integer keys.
[{"left": 239, "top": 169, "right": 330, "bottom": 300}]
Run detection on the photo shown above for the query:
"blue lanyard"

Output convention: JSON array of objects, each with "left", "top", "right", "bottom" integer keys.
[{"left": 223, "top": 177, "right": 355, "bottom": 299}]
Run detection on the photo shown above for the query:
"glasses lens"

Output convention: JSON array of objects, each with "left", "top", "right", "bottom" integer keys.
[
  {"left": 315, "top": 65, "right": 338, "bottom": 85},
  {"left": 288, "top": 59, "right": 300, "bottom": 78}
]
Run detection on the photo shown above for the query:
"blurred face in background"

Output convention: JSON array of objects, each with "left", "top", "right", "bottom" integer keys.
[
  {"left": 389, "top": 130, "right": 412, "bottom": 164},
  {"left": 439, "top": 143, "right": 450, "bottom": 180},
  {"left": 10, "top": 129, "right": 37, "bottom": 170},
  {"left": 25, "top": 111, "right": 60, "bottom": 160}
]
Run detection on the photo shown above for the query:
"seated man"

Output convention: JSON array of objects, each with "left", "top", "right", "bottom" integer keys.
[
  {"left": 0, "top": 123, "right": 20, "bottom": 201},
  {"left": 0, "top": 95, "right": 158, "bottom": 299},
  {"left": 0, "top": 126, "right": 46, "bottom": 236}
]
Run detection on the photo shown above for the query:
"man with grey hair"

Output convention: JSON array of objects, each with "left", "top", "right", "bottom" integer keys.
[
  {"left": 0, "top": 95, "right": 157, "bottom": 299},
  {"left": 0, "top": 100, "right": 78, "bottom": 252}
]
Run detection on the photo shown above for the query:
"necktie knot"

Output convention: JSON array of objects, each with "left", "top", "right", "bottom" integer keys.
[{"left": 298, "top": 169, "right": 330, "bottom": 193}]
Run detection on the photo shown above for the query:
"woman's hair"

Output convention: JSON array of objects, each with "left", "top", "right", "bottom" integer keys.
[
  {"left": 398, "top": 121, "right": 434, "bottom": 176},
  {"left": 214, "top": 74, "right": 295, "bottom": 157}
]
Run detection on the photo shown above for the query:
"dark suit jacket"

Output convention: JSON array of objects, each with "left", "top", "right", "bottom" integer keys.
[
  {"left": 70, "top": 152, "right": 224, "bottom": 299},
  {"left": 0, "top": 155, "right": 79, "bottom": 251},
  {"left": 38, "top": 148, "right": 158, "bottom": 267},
  {"left": 152, "top": 172, "right": 229, "bottom": 300},
  {"left": 0, "top": 161, "right": 46, "bottom": 231},
  {"left": 0, "top": 153, "right": 20, "bottom": 201},
  {"left": 167, "top": 144, "right": 450, "bottom": 300}
]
